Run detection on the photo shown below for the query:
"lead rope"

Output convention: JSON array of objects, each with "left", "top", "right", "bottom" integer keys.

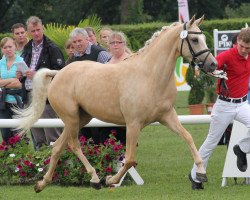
[{"left": 218, "top": 64, "right": 229, "bottom": 98}]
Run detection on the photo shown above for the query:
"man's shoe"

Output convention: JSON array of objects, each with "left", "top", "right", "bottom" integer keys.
[
  {"left": 233, "top": 145, "right": 247, "bottom": 172},
  {"left": 188, "top": 173, "right": 204, "bottom": 190}
]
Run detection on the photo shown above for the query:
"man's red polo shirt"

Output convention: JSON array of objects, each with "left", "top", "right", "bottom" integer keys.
[{"left": 216, "top": 46, "right": 250, "bottom": 98}]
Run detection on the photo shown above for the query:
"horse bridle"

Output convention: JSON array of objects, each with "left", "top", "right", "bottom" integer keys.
[
  {"left": 180, "top": 22, "right": 211, "bottom": 72},
  {"left": 180, "top": 23, "right": 229, "bottom": 96}
]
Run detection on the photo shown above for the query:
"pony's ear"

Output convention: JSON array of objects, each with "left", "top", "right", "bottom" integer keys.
[
  {"left": 187, "top": 15, "right": 196, "bottom": 27},
  {"left": 195, "top": 15, "right": 205, "bottom": 26}
]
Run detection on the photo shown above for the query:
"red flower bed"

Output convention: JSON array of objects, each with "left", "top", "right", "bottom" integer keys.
[{"left": 0, "top": 132, "right": 125, "bottom": 185}]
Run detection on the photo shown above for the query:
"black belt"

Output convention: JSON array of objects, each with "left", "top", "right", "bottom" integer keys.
[{"left": 219, "top": 95, "right": 247, "bottom": 103}]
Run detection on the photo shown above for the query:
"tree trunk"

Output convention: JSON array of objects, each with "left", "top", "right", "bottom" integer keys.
[{"left": 120, "top": 0, "right": 136, "bottom": 23}]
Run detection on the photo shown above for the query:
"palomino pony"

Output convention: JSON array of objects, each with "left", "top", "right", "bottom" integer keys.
[{"left": 14, "top": 16, "right": 217, "bottom": 192}]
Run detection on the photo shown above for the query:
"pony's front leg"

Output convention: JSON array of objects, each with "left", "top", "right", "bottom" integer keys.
[
  {"left": 34, "top": 129, "right": 68, "bottom": 193},
  {"left": 160, "top": 109, "right": 207, "bottom": 182},
  {"left": 106, "top": 123, "right": 141, "bottom": 186}
]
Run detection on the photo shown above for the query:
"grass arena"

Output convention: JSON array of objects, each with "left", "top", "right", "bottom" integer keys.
[{"left": 1, "top": 91, "right": 249, "bottom": 200}]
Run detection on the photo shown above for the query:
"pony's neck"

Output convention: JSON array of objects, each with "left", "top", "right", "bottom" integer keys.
[{"left": 139, "top": 26, "right": 180, "bottom": 82}]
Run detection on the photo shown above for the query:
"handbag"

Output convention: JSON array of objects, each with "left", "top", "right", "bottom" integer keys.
[
  {"left": 5, "top": 88, "right": 24, "bottom": 109},
  {"left": 0, "top": 87, "right": 6, "bottom": 109}
]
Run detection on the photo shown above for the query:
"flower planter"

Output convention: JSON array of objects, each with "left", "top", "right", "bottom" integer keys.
[{"left": 188, "top": 104, "right": 204, "bottom": 115}]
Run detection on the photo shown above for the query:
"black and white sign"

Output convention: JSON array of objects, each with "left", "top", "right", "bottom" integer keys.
[{"left": 213, "top": 29, "right": 240, "bottom": 56}]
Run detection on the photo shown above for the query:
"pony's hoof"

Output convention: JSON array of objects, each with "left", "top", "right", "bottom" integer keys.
[
  {"left": 34, "top": 182, "right": 42, "bottom": 193},
  {"left": 90, "top": 181, "right": 101, "bottom": 190},
  {"left": 196, "top": 172, "right": 208, "bottom": 182},
  {"left": 105, "top": 175, "right": 112, "bottom": 186}
]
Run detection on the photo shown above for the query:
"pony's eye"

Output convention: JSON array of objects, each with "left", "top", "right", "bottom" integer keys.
[{"left": 191, "top": 38, "right": 198, "bottom": 43}]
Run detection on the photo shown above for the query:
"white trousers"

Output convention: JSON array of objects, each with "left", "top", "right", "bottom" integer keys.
[{"left": 191, "top": 98, "right": 250, "bottom": 182}]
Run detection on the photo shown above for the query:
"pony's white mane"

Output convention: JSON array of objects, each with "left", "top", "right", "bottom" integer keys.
[{"left": 138, "top": 22, "right": 181, "bottom": 53}]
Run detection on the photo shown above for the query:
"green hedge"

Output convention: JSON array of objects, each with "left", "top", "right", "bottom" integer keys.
[
  {"left": 111, "top": 22, "right": 167, "bottom": 51},
  {"left": 111, "top": 18, "right": 250, "bottom": 52},
  {"left": 0, "top": 33, "right": 12, "bottom": 41},
  {"left": 200, "top": 18, "right": 250, "bottom": 33}
]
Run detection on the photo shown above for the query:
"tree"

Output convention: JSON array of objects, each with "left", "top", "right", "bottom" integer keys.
[
  {"left": 0, "top": 0, "right": 56, "bottom": 32},
  {"left": 143, "top": 0, "right": 249, "bottom": 22},
  {"left": 120, "top": 0, "right": 150, "bottom": 24},
  {"left": 143, "top": 0, "right": 178, "bottom": 22},
  {"left": 0, "top": 0, "right": 16, "bottom": 32},
  {"left": 0, "top": 0, "right": 249, "bottom": 33},
  {"left": 120, "top": 0, "right": 134, "bottom": 23},
  {"left": 0, "top": 0, "right": 120, "bottom": 33},
  {"left": 225, "top": 3, "right": 250, "bottom": 18}
]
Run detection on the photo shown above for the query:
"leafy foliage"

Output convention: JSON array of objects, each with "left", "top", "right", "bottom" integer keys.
[
  {"left": 186, "top": 65, "right": 216, "bottom": 105},
  {"left": 44, "top": 24, "right": 74, "bottom": 58},
  {"left": 188, "top": 87, "right": 205, "bottom": 105},
  {"left": 186, "top": 67, "right": 205, "bottom": 105},
  {"left": 78, "top": 15, "right": 102, "bottom": 34}
]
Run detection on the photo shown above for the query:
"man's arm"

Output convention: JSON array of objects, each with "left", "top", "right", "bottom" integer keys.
[
  {"left": 97, "top": 51, "right": 111, "bottom": 64},
  {"left": 49, "top": 46, "right": 65, "bottom": 70},
  {"left": 216, "top": 51, "right": 228, "bottom": 70}
]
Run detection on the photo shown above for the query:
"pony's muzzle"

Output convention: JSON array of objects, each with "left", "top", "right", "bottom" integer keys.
[
  {"left": 207, "top": 61, "right": 217, "bottom": 73},
  {"left": 203, "top": 61, "right": 217, "bottom": 73}
]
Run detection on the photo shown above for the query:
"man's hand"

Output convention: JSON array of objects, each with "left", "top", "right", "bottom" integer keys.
[
  {"left": 208, "top": 70, "right": 228, "bottom": 80},
  {"left": 25, "top": 69, "right": 36, "bottom": 79},
  {"left": 16, "top": 71, "right": 23, "bottom": 79}
]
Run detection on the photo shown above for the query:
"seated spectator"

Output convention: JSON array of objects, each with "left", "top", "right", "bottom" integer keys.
[
  {"left": 0, "top": 37, "right": 23, "bottom": 143},
  {"left": 99, "top": 27, "right": 112, "bottom": 50},
  {"left": 65, "top": 39, "right": 74, "bottom": 65},
  {"left": 108, "top": 31, "right": 132, "bottom": 63},
  {"left": 68, "top": 27, "right": 111, "bottom": 64},
  {"left": 85, "top": 27, "right": 99, "bottom": 46}
]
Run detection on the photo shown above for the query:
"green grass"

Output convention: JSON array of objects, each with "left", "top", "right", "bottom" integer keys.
[{"left": 1, "top": 91, "right": 250, "bottom": 199}]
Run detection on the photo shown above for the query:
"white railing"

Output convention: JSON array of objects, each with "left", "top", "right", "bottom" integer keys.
[{"left": 0, "top": 115, "right": 212, "bottom": 128}]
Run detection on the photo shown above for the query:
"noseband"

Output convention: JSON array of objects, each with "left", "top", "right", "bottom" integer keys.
[{"left": 180, "top": 22, "right": 211, "bottom": 72}]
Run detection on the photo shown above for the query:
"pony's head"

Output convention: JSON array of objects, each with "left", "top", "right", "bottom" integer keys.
[{"left": 178, "top": 15, "right": 217, "bottom": 73}]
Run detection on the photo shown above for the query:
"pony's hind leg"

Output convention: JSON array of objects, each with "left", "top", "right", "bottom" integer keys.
[
  {"left": 106, "top": 122, "right": 141, "bottom": 186},
  {"left": 34, "top": 127, "right": 68, "bottom": 193},
  {"left": 159, "top": 108, "right": 207, "bottom": 182},
  {"left": 68, "top": 116, "right": 101, "bottom": 189},
  {"left": 69, "top": 143, "right": 101, "bottom": 189}
]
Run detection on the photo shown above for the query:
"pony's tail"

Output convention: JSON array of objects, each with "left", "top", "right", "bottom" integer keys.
[{"left": 12, "top": 68, "right": 58, "bottom": 135}]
